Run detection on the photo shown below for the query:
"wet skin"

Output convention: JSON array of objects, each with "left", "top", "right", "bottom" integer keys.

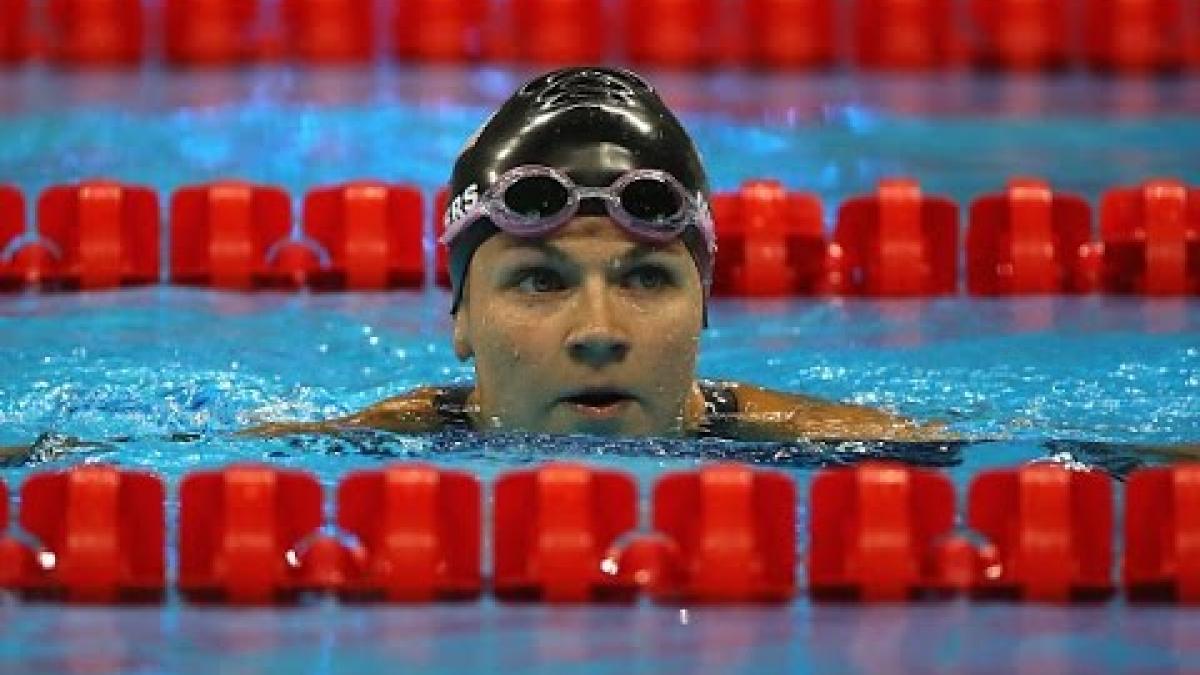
[{"left": 452, "top": 216, "right": 705, "bottom": 436}]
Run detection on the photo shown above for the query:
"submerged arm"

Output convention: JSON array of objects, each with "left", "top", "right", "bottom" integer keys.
[
  {"left": 1128, "top": 443, "right": 1200, "bottom": 462},
  {"left": 0, "top": 387, "right": 451, "bottom": 464}
]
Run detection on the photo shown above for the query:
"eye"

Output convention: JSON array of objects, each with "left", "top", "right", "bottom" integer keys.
[
  {"left": 514, "top": 266, "right": 567, "bottom": 294},
  {"left": 624, "top": 264, "right": 674, "bottom": 291}
]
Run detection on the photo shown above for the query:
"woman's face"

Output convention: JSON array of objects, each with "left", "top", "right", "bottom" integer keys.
[{"left": 453, "top": 216, "right": 704, "bottom": 436}]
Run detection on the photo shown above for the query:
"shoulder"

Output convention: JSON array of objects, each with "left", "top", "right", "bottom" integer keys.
[
  {"left": 700, "top": 380, "right": 955, "bottom": 442},
  {"left": 350, "top": 385, "right": 473, "bottom": 433}
]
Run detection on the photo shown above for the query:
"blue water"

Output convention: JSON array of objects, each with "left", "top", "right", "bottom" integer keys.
[
  {"left": 1, "top": 290, "right": 1197, "bottom": 488},
  {"left": 1, "top": 66, "right": 1199, "bottom": 673}
]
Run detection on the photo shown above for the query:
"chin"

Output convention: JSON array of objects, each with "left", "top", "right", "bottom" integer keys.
[{"left": 539, "top": 407, "right": 639, "bottom": 437}]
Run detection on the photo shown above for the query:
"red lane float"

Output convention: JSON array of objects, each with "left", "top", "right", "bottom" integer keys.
[
  {"left": 165, "top": 0, "right": 260, "bottom": 66},
  {"left": 808, "top": 462, "right": 955, "bottom": 601},
  {"left": 641, "top": 463, "right": 795, "bottom": 602},
  {"left": 0, "top": 480, "right": 40, "bottom": 592},
  {"left": 0, "top": 185, "right": 44, "bottom": 290},
  {"left": 282, "top": 0, "right": 373, "bottom": 62},
  {"left": 171, "top": 181, "right": 320, "bottom": 289},
  {"left": 303, "top": 181, "right": 423, "bottom": 290},
  {"left": 853, "top": 0, "right": 963, "bottom": 70},
  {"left": 832, "top": 178, "right": 959, "bottom": 295},
  {"left": 337, "top": 464, "right": 481, "bottom": 601},
  {"left": 1191, "top": 2, "right": 1200, "bottom": 68},
  {"left": 395, "top": 0, "right": 488, "bottom": 61},
  {"left": 4, "top": 461, "right": 1197, "bottom": 605},
  {"left": 0, "top": 0, "right": 30, "bottom": 62},
  {"left": 1085, "top": 0, "right": 1188, "bottom": 72},
  {"left": 969, "top": 0, "right": 1070, "bottom": 70},
  {"left": 744, "top": 0, "right": 836, "bottom": 69},
  {"left": 624, "top": 0, "right": 719, "bottom": 68},
  {"left": 179, "top": 464, "right": 324, "bottom": 603},
  {"left": 1099, "top": 179, "right": 1199, "bottom": 295},
  {"left": 712, "top": 180, "right": 827, "bottom": 296},
  {"left": 968, "top": 464, "right": 1113, "bottom": 602},
  {"left": 46, "top": 0, "right": 143, "bottom": 66},
  {"left": 493, "top": 463, "right": 638, "bottom": 602},
  {"left": 0, "top": 185, "right": 21, "bottom": 244},
  {"left": 37, "top": 180, "right": 160, "bottom": 290},
  {"left": 498, "top": 0, "right": 607, "bottom": 64},
  {"left": 967, "top": 178, "right": 1095, "bottom": 294},
  {"left": 1125, "top": 464, "right": 1200, "bottom": 602},
  {"left": 15, "top": 466, "right": 165, "bottom": 602}
]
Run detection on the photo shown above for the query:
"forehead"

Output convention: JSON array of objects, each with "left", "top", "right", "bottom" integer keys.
[{"left": 475, "top": 216, "right": 692, "bottom": 263}]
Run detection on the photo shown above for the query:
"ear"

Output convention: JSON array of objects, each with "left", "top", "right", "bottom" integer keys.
[{"left": 452, "top": 308, "right": 474, "bottom": 361}]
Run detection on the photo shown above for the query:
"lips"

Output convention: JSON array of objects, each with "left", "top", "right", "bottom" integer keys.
[{"left": 559, "top": 387, "right": 637, "bottom": 419}]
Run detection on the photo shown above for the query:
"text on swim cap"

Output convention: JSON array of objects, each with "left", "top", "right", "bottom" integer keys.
[{"left": 445, "top": 183, "right": 479, "bottom": 229}]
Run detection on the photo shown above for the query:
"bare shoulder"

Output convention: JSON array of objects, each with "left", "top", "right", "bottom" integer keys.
[
  {"left": 239, "top": 386, "right": 452, "bottom": 438},
  {"left": 717, "top": 381, "right": 956, "bottom": 442},
  {"left": 341, "top": 386, "right": 449, "bottom": 433}
]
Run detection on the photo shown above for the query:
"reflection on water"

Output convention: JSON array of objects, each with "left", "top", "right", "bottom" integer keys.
[{"left": 4, "top": 601, "right": 1200, "bottom": 672}]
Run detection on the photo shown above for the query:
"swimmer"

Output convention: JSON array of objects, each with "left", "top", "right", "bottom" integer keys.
[{"left": 246, "top": 66, "right": 948, "bottom": 443}]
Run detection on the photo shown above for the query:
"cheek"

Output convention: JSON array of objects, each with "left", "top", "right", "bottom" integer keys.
[
  {"left": 471, "top": 305, "right": 560, "bottom": 381},
  {"left": 631, "top": 303, "right": 701, "bottom": 376}
]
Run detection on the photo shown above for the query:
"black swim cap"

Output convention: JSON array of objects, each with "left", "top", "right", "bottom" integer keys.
[{"left": 444, "top": 66, "right": 713, "bottom": 317}]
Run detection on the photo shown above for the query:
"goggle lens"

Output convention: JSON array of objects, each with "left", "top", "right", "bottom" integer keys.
[
  {"left": 502, "top": 175, "right": 570, "bottom": 219},
  {"left": 618, "top": 176, "right": 684, "bottom": 226}
]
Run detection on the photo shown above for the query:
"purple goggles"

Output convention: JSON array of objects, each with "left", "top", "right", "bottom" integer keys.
[{"left": 440, "top": 165, "right": 715, "bottom": 252}]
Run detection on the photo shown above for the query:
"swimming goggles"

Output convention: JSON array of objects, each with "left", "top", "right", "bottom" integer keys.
[{"left": 440, "top": 165, "right": 715, "bottom": 251}]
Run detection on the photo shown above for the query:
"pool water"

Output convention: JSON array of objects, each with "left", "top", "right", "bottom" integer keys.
[
  {"left": 1, "top": 290, "right": 1197, "bottom": 483},
  {"left": 0, "top": 66, "right": 1199, "bottom": 672}
]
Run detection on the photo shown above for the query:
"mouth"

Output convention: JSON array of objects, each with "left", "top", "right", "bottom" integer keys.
[{"left": 559, "top": 388, "right": 637, "bottom": 420}]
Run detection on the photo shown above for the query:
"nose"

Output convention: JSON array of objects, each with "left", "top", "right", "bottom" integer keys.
[
  {"left": 568, "top": 327, "right": 630, "bottom": 367},
  {"left": 566, "top": 282, "right": 630, "bottom": 368}
]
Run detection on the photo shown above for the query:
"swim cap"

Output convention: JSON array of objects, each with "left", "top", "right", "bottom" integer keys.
[{"left": 444, "top": 66, "right": 713, "bottom": 318}]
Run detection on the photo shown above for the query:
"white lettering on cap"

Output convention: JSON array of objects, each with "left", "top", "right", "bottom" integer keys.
[{"left": 444, "top": 183, "right": 480, "bottom": 229}]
